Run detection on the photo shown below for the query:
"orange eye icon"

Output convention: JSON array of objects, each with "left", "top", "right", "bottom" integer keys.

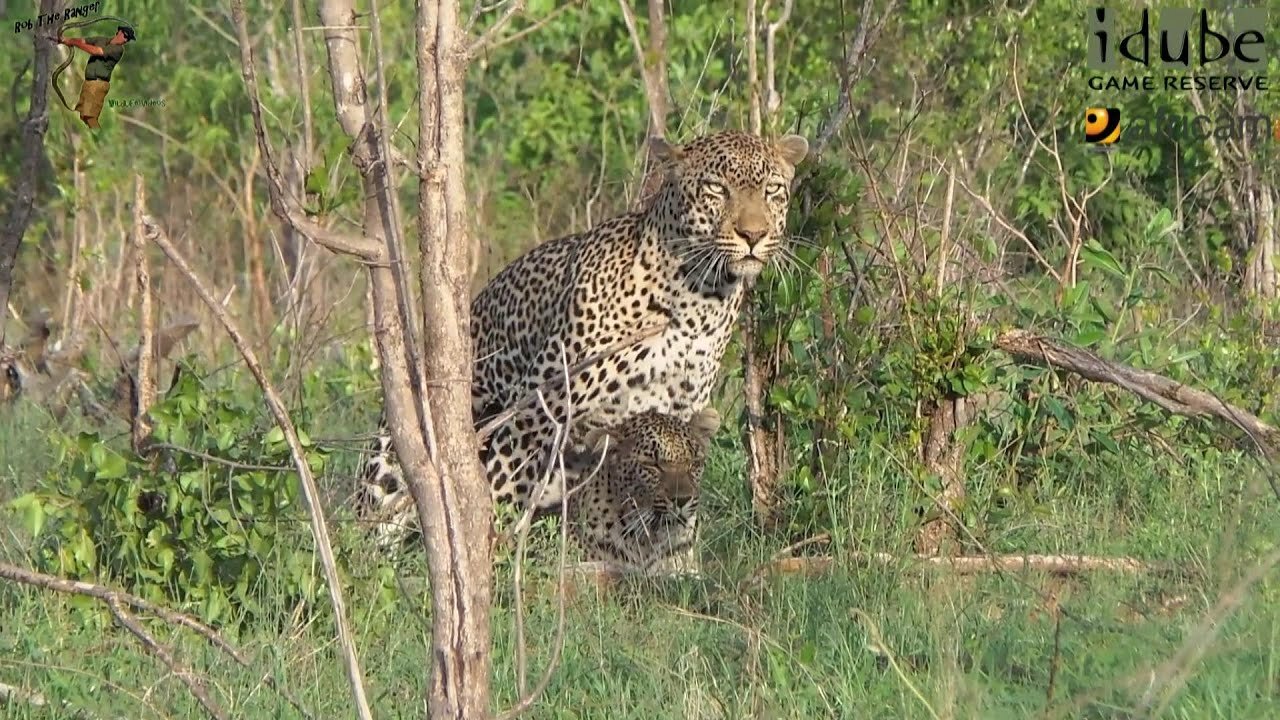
[{"left": 1085, "top": 107, "right": 1121, "bottom": 145}]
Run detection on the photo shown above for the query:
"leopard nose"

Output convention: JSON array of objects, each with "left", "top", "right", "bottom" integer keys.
[{"left": 735, "top": 226, "right": 767, "bottom": 245}]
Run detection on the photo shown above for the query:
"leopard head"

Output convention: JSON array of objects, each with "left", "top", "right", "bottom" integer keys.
[
  {"left": 581, "top": 408, "right": 722, "bottom": 506},
  {"left": 648, "top": 131, "right": 809, "bottom": 283}
]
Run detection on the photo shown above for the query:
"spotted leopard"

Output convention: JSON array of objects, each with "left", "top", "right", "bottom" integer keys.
[
  {"left": 354, "top": 130, "right": 809, "bottom": 549},
  {"left": 563, "top": 407, "right": 720, "bottom": 572}
]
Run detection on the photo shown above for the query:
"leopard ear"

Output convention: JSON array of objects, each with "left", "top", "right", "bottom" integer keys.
[
  {"left": 688, "top": 407, "right": 721, "bottom": 443},
  {"left": 775, "top": 134, "right": 809, "bottom": 166},
  {"left": 649, "top": 136, "right": 683, "bottom": 163}
]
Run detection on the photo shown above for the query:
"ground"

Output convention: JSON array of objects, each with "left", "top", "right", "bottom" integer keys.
[{"left": 0, "top": 385, "right": 1275, "bottom": 719}]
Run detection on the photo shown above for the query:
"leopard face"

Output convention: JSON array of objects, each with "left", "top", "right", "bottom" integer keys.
[
  {"left": 565, "top": 407, "right": 721, "bottom": 572},
  {"left": 651, "top": 131, "right": 808, "bottom": 283}
]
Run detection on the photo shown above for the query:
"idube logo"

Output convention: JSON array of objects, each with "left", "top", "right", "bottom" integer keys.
[{"left": 1086, "top": 7, "right": 1269, "bottom": 93}]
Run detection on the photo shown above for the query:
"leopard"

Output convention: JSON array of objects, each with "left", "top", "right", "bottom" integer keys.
[
  {"left": 353, "top": 129, "right": 809, "bottom": 551},
  {"left": 562, "top": 407, "right": 721, "bottom": 573}
]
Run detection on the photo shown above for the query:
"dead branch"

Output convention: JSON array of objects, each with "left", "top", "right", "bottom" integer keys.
[
  {"left": 144, "top": 216, "right": 368, "bottom": 720},
  {"left": 0, "top": 0, "right": 62, "bottom": 343},
  {"left": 131, "top": 175, "right": 155, "bottom": 452},
  {"left": 229, "top": 2, "right": 385, "bottom": 264},
  {"left": 104, "top": 597, "right": 227, "bottom": 720},
  {"left": 995, "top": 329, "right": 1280, "bottom": 461},
  {"left": 813, "top": 0, "right": 900, "bottom": 156},
  {"left": 762, "top": 552, "right": 1152, "bottom": 579},
  {"left": 0, "top": 562, "right": 313, "bottom": 719},
  {"left": 468, "top": 0, "right": 526, "bottom": 57},
  {"left": 497, "top": 348, "right": 575, "bottom": 720}
]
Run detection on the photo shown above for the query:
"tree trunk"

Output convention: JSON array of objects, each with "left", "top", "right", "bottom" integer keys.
[
  {"left": 0, "top": 0, "right": 62, "bottom": 343},
  {"left": 412, "top": 0, "right": 494, "bottom": 716},
  {"left": 1243, "top": 184, "right": 1278, "bottom": 301}
]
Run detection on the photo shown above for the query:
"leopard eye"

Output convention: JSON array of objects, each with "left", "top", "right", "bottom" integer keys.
[
  {"left": 765, "top": 182, "right": 787, "bottom": 197},
  {"left": 700, "top": 180, "right": 728, "bottom": 199}
]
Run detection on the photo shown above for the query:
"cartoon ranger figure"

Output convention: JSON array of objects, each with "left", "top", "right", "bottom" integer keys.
[{"left": 56, "top": 24, "right": 136, "bottom": 129}]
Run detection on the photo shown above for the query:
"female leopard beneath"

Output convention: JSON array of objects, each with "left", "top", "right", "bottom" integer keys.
[
  {"left": 563, "top": 407, "right": 721, "bottom": 573},
  {"left": 355, "top": 130, "right": 809, "bottom": 549}
]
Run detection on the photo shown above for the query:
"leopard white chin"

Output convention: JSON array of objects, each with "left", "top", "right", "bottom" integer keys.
[{"left": 730, "top": 257, "right": 766, "bottom": 279}]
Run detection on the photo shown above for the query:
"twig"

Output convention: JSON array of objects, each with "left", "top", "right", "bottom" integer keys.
[
  {"left": 131, "top": 174, "right": 155, "bottom": 452},
  {"left": 813, "top": 0, "right": 899, "bottom": 156},
  {"left": 0, "top": 562, "right": 314, "bottom": 719},
  {"left": 149, "top": 442, "right": 296, "bottom": 472},
  {"left": 229, "top": 0, "right": 385, "bottom": 263},
  {"left": 104, "top": 597, "right": 228, "bottom": 720},
  {"left": 763, "top": 552, "right": 1153, "bottom": 578},
  {"left": 468, "top": 0, "right": 527, "bottom": 58},
  {"left": 497, "top": 344, "right": 574, "bottom": 720},
  {"left": 144, "top": 216, "right": 368, "bottom": 720},
  {"left": 478, "top": 0, "right": 581, "bottom": 53}
]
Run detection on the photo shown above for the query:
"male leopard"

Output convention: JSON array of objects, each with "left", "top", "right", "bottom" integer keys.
[
  {"left": 564, "top": 407, "right": 720, "bottom": 573},
  {"left": 354, "top": 130, "right": 809, "bottom": 549}
]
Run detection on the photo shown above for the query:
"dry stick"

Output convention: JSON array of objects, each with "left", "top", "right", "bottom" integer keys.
[
  {"left": 144, "top": 217, "right": 372, "bottom": 720},
  {"left": 0, "top": 562, "right": 314, "bottom": 719},
  {"left": 499, "top": 360, "right": 574, "bottom": 720},
  {"left": 104, "top": 597, "right": 228, "bottom": 720},
  {"left": 762, "top": 552, "right": 1151, "bottom": 579},
  {"left": 131, "top": 174, "right": 155, "bottom": 452},
  {"left": 812, "top": 0, "right": 898, "bottom": 156},
  {"left": 0, "top": 0, "right": 60, "bottom": 340},
  {"left": 468, "top": 0, "right": 527, "bottom": 57},
  {"left": 995, "top": 329, "right": 1280, "bottom": 464}
]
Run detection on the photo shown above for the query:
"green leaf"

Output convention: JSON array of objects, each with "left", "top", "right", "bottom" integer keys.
[
  {"left": 94, "top": 450, "right": 129, "bottom": 480},
  {"left": 265, "top": 426, "right": 285, "bottom": 445},
  {"left": 1074, "top": 328, "right": 1107, "bottom": 348},
  {"left": 1079, "top": 239, "right": 1127, "bottom": 280},
  {"left": 9, "top": 493, "right": 47, "bottom": 538}
]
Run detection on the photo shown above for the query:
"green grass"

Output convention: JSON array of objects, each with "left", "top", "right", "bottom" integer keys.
[{"left": 1, "top": 393, "right": 1277, "bottom": 720}]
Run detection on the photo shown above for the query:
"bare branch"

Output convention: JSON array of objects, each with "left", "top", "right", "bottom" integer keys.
[
  {"left": 762, "top": 0, "right": 795, "bottom": 121},
  {"left": 813, "top": 0, "right": 899, "bottom": 157},
  {"left": 468, "top": 0, "right": 527, "bottom": 58},
  {"left": 0, "top": 0, "right": 62, "bottom": 342},
  {"left": 479, "top": 1, "right": 582, "bottom": 53},
  {"left": 105, "top": 597, "right": 229, "bottom": 720},
  {"left": 0, "top": 562, "right": 314, "bottom": 719},
  {"left": 995, "top": 329, "right": 1280, "bottom": 463},
  {"left": 144, "top": 216, "right": 373, "bottom": 720},
  {"left": 229, "top": 0, "right": 386, "bottom": 263}
]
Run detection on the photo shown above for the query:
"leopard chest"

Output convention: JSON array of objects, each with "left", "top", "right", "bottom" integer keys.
[{"left": 616, "top": 289, "right": 742, "bottom": 422}]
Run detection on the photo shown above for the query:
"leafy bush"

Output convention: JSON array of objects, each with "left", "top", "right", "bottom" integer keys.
[{"left": 8, "top": 363, "right": 331, "bottom": 624}]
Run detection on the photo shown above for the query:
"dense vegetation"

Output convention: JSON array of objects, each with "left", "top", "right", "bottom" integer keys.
[{"left": 1, "top": 1, "right": 1277, "bottom": 717}]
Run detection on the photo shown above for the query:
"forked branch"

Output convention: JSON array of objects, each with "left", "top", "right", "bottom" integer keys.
[{"left": 995, "top": 329, "right": 1279, "bottom": 462}]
